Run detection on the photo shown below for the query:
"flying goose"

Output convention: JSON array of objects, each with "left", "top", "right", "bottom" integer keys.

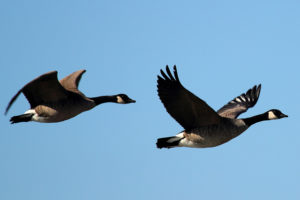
[
  {"left": 5, "top": 69, "right": 136, "bottom": 124},
  {"left": 156, "top": 65, "right": 287, "bottom": 149}
]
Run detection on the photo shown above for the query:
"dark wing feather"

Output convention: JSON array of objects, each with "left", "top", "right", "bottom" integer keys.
[
  {"left": 5, "top": 71, "right": 68, "bottom": 114},
  {"left": 59, "top": 69, "right": 86, "bottom": 94},
  {"left": 157, "top": 65, "right": 221, "bottom": 130},
  {"left": 217, "top": 84, "right": 261, "bottom": 119}
]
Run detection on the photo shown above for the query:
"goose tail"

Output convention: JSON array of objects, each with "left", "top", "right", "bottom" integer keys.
[
  {"left": 10, "top": 113, "right": 34, "bottom": 124},
  {"left": 156, "top": 133, "right": 184, "bottom": 149}
]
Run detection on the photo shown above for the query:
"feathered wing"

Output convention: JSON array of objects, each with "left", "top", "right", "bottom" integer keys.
[
  {"left": 217, "top": 84, "right": 261, "bottom": 119},
  {"left": 157, "top": 65, "right": 221, "bottom": 130},
  {"left": 59, "top": 69, "right": 86, "bottom": 94},
  {"left": 5, "top": 71, "right": 69, "bottom": 114}
]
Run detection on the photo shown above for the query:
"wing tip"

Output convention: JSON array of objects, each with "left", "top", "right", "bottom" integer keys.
[
  {"left": 4, "top": 90, "right": 22, "bottom": 115},
  {"left": 79, "top": 69, "right": 87, "bottom": 74},
  {"left": 256, "top": 84, "right": 262, "bottom": 96},
  {"left": 159, "top": 65, "right": 180, "bottom": 83}
]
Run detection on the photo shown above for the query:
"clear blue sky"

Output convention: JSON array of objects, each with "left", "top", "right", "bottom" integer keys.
[{"left": 1, "top": 0, "right": 299, "bottom": 199}]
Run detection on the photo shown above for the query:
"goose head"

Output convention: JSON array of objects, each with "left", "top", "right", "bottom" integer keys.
[
  {"left": 267, "top": 109, "right": 288, "bottom": 120},
  {"left": 116, "top": 94, "right": 136, "bottom": 104}
]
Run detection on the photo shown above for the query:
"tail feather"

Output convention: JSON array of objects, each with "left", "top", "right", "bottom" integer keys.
[
  {"left": 10, "top": 113, "right": 33, "bottom": 124},
  {"left": 156, "top": 136, "right": 182, "bottom": 149}
]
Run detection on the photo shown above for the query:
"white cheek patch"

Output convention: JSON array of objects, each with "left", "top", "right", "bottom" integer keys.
[
  {"left": 117, "top": 96, "right": 125, "bottom": 104},
  {"left": 268, "top": 112, "right": 278, "bottom": 120}
]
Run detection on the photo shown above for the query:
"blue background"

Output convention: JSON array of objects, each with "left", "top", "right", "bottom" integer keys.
[{"left": 1, "top": 0, "right": 298, "bottom": 199}]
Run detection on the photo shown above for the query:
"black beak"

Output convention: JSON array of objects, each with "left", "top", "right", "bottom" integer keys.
[
  {"left": 128, "top": 99, "right": 136, "bottom": 103},
  {"left": 280, "top": 113, "right": 288, "bottom": 118}
]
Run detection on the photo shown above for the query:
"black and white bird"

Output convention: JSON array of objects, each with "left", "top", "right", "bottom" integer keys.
[
  {"left": 156, "top": 65, "right": 287, "bottom": 149},
  {"left": 5, "top": 69, "right": 136, "bottom": 124}
]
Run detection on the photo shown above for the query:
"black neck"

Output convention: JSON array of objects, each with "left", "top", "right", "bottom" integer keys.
[
  {"left": 242, "top": 112, "right": 269, "bottom": 127},
  {"left": 90, "top": 96, "right": 117, "bottom": 106}
]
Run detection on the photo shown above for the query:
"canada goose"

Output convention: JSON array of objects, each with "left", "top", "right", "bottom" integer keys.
[
  {"left": 5, "top": 69, "right": 136, "bottom": 124},
  {"left": 156, "top": 65, "right": 287, "bottom": 149}
]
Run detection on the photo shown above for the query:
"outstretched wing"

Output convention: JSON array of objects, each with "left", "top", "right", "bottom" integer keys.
[
  {"left": 217, "top": 84, "right": 261, "bottom": 119},
  {"left": 5, "top": 71, "right": 68, "bottom": 114},
  {"left": 157, "top": 65, "right": 221, "bottom": 130},
  {"left": 59, "top": 69, "right": 86, "bottom": 94}
]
